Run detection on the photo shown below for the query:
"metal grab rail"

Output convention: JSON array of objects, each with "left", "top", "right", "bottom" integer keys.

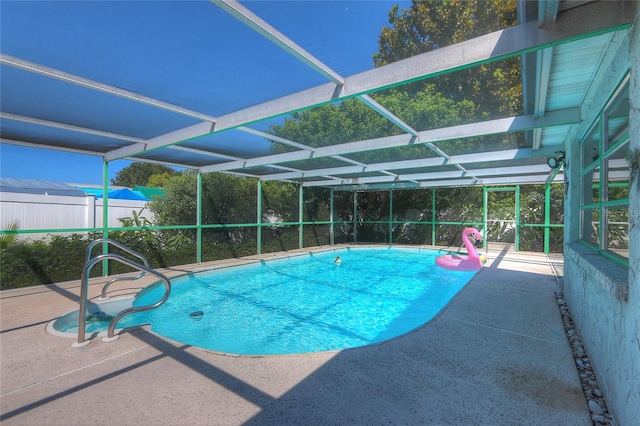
[
  {"left": 75, "top": 253, "right": 171, "bottom": 347},
  {"left": 85, "top": 238, "right": 149, "bottom": 299}
]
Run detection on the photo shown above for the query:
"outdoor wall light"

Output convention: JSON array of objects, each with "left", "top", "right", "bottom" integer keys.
[{"left": 547, "top": 151, "right": 565, "bottom": 169}]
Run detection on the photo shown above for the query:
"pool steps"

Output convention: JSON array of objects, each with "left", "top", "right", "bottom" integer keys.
[
  {"left": 46, "top": 296, "right": 137, "bottom": 339},
  {"left": 73, "top": 238, "right": 171, "bottom": 348}
]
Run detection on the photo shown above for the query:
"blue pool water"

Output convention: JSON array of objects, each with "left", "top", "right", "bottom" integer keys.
[{"left": 122, "top": 247, "right": 477, "bottom": 355}]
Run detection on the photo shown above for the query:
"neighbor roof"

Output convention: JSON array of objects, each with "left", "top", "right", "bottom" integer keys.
[
  {"left": 0, "top": 1, "right": 635, "bottom": 190},
  {"left": 133, "top": 186, "right": 165, "bottom": 200},
  {"left": 0, "top": 178, "right": 87, "bottom": 197}
]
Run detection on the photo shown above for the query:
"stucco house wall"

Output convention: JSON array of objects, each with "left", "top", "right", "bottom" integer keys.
[{"left": 563, "top": 5, "right": 640, "bottom": 425}]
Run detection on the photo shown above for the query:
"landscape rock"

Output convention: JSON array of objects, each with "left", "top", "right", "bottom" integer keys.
[
  {"left": 555, "top": 292, "right": 612, "bottom": 426},
  {"left": 588, "top": 400, "right": 604, "bottom": 415}
]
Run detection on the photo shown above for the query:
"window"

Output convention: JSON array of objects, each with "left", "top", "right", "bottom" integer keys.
[{"left": 579, "top": 77, "right": 630, "bottom": 265}]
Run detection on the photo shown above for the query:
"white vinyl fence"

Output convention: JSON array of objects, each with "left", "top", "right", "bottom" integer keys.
[{"left": 0, "top": 192, "right": 151, "bottom": 241}]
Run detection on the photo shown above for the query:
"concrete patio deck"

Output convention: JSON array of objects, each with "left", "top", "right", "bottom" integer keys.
[{"left": 0, "top": 245, "right": 590, "bottom": 425}]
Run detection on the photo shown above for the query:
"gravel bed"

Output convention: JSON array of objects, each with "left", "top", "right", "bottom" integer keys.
[{"left": 555, "top": 292, "right": 614, "bottom": 426}]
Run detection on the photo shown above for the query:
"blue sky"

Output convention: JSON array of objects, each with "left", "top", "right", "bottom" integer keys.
[{"left": 0, "top": 1, "right": 410, "bottom": 186}]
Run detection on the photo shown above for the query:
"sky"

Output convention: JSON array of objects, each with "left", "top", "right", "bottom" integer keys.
[{"left": 0, "top": 0, "right": 412, "bottom": 186}]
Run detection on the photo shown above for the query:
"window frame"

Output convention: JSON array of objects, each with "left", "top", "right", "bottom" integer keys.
[{"left": 578, "top": 75, "right": 630, "bottom": 267}]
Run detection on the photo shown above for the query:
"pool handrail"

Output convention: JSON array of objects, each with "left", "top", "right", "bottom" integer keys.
[
  {"left": 75, "top": 252, "right": 171, "bottom": 347},
  {"left": 85, "top": 238, "right": 149, "bottom": 299}
]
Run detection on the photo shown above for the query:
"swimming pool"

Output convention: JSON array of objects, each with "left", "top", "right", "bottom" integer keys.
[{"left": 54, "top": 247, "right": 478, "bottom": 355}]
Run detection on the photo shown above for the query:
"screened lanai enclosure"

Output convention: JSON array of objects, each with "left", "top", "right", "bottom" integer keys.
[
  {"left": 0, "top": 0, "right": 631, "bottom": 265},
  {"left": 1, "top": 1, "right": 639, "bottom": 423},
  {"left": 0, "top": 177, "right": 566, "bottom": 285},
  {"left": 0, "top": 0, "right": 635, "bottom": 270},
  {"left": 150, "top": 181, "right": 566, "bottom": 263}
]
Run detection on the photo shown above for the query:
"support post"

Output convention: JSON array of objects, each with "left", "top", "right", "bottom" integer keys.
[
  {"left": 628, "top": 6, "right": 640, "bottom": 308},
  {"left": 102, "top": 160, "right": 109, "bottom": 276},
  {"left": 299, "top": 185, "right": 304, "bottom": 249},
  {"left": 389, "top": 190, "right": 393, "bottom": 244},
  {"left": 598, "top": 118, "right": 606, "bottom": 250},
  {"left": 515, "top": 185, "right": 521, "bottom": 252},
  {"left": 330, "top": 189, "right": 335, "bottom": 245},
  {"left": 197, "top": 173, "right": 202, "bottom": 263},
  {"left": 544, "top": 183, "right": 551, "bottom": 254},
  {"left": 353, "top": 192, "right": 358, "bottom": 243},
  {"left": 257, "top": 179, "right": 262, "bottom": 255},
  {"left": 564, "top": 140, "right": 581, "bottom": 246},
  {"left": 87, "top": 194, "right": 96, "bottom": 229},
  {"left": 483, "top": 187, "right": 488, "bottom": 250},
  {"left": 431, "top": 188, "right": 436, "bottom": 245}
]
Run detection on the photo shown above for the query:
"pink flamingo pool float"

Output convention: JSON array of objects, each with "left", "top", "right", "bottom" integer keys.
[{"left": 435, "top": 228, "right": 485, "bottom": 271}]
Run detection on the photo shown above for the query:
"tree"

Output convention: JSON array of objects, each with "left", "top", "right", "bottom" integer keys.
[
  {"left": 374, "top": 0, "right": 521, "bottom": 118},
  {"left": 270, "top": 85, "right": 475, "bottom": 160},
  {"left": 149, "top": 171, "right": 325, "bottom": 256},
  {"left": 111, "top": 162, "right": 176, "bottom": 187},
  {"left": 267, "top": 1, "right": 523, "bottom": 162},
  {"left": 271, "top": 97, "right": 395, "bottom": 150},
  {"left": 150, "top": 171, "right": 259, "bottom": 227},
  {"left": 147, "top": 172, "right": 174, "bottom": 188}
]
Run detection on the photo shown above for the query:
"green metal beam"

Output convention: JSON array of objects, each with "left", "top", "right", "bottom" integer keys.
[
  {"left": 353, "top": 192, "right": 358, "bottom": 243},
  {"left": 483, "top": 187, "right": 488, "bottom": 250},
  {"left": 102, "top": 161, "right": 109, "bottom": 276},
  {"left": 431, "top": 188, "right": 436, "bottom": 246},
  {"left": 544, "top": 184, "right": 551, "bottom": 253},
  {"left": 257, "top": 180, "right": 262, "bottom": 255},
  {"left": 389, "top": 190, "right": 393, "bottom": 244},
  {"left": 515, "top": 185, "right": 521, "bottom": 252},
  {"left": 330, "top": 189, "right": 335, "bottom": 245},
  {"left": 197, "top": 173, "right": 203, "bottom": 263},
  {"left": 299, "top": 185, "right": 304, "bottom": 249}
]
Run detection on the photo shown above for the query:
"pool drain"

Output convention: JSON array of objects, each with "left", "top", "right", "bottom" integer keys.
[{"left": 189, "top": 311, "right": 204, "bottom": 321}]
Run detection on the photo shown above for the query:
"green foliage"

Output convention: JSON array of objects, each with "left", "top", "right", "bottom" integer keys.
[
  {"left": 0, "top": 220, "right": 19, "bottom": 250},
  {"left": 118, "top": 208, "right": 153, "bottom": 228},
  {"left": 0, "top": 234, "right": 99, "bottom": 289},
  {"left": 270, "top": 0, "right": 526, "bottom": 161},
  {"left": 115, "top": 208, "right": 197, "bottom": 267},
  {"left": 149, "top": 171, "right": 198, "bottom": 226},
  {"left": 1, "top": 168, "right": 566, "bottom": 290},
  {"left": 150, "top": 171, "right": 258, "bottom": 227},
  {"left": 0, "top": 230, "right": 202, "bottom": 289},
  {"left": 262, "top": 180, "right": 299, "bottom": 222},
  {"left": 111, "top": 162, "right": 176, "bottom": 187},
  {"left": 303, "top": 187, "right": 332, "bottom": 222},
  {"left": 389, "top": 189, "right": 434, "bottom": 244},
  {"left": 374, "top": 0, "right": 521, "bottom": 118},
  {"left": 435, "top": 187, "right": 483, "bottom": 223},
  {"left": 377, "top": 86, "right": 476, "bottom": 130},
  {"left": 486, "top": 190, "right": 517, "bottom": 242},
  {"left": 271, "top": 98, "right": 397, "bottom": 149},
  {"left": 146, "top": 172, "right": 173, "bottom": 188},
  {"left": 340, "top": 185, "right": 566, "bottom": 250},
  {"left": 117, "top": 208, "right": 161, "bottom": 254},
  {"left": 270, "top": 85, "right": 476, "bottom": 161},
  {"left": 149, "top": 171, "right": 261, "bottom": 249},
  {"left": 151, "top": 171, "right": 324, "bottom": 227},
  {"left": 519, "top": 184, "right": 565, "bottom": 225}
]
